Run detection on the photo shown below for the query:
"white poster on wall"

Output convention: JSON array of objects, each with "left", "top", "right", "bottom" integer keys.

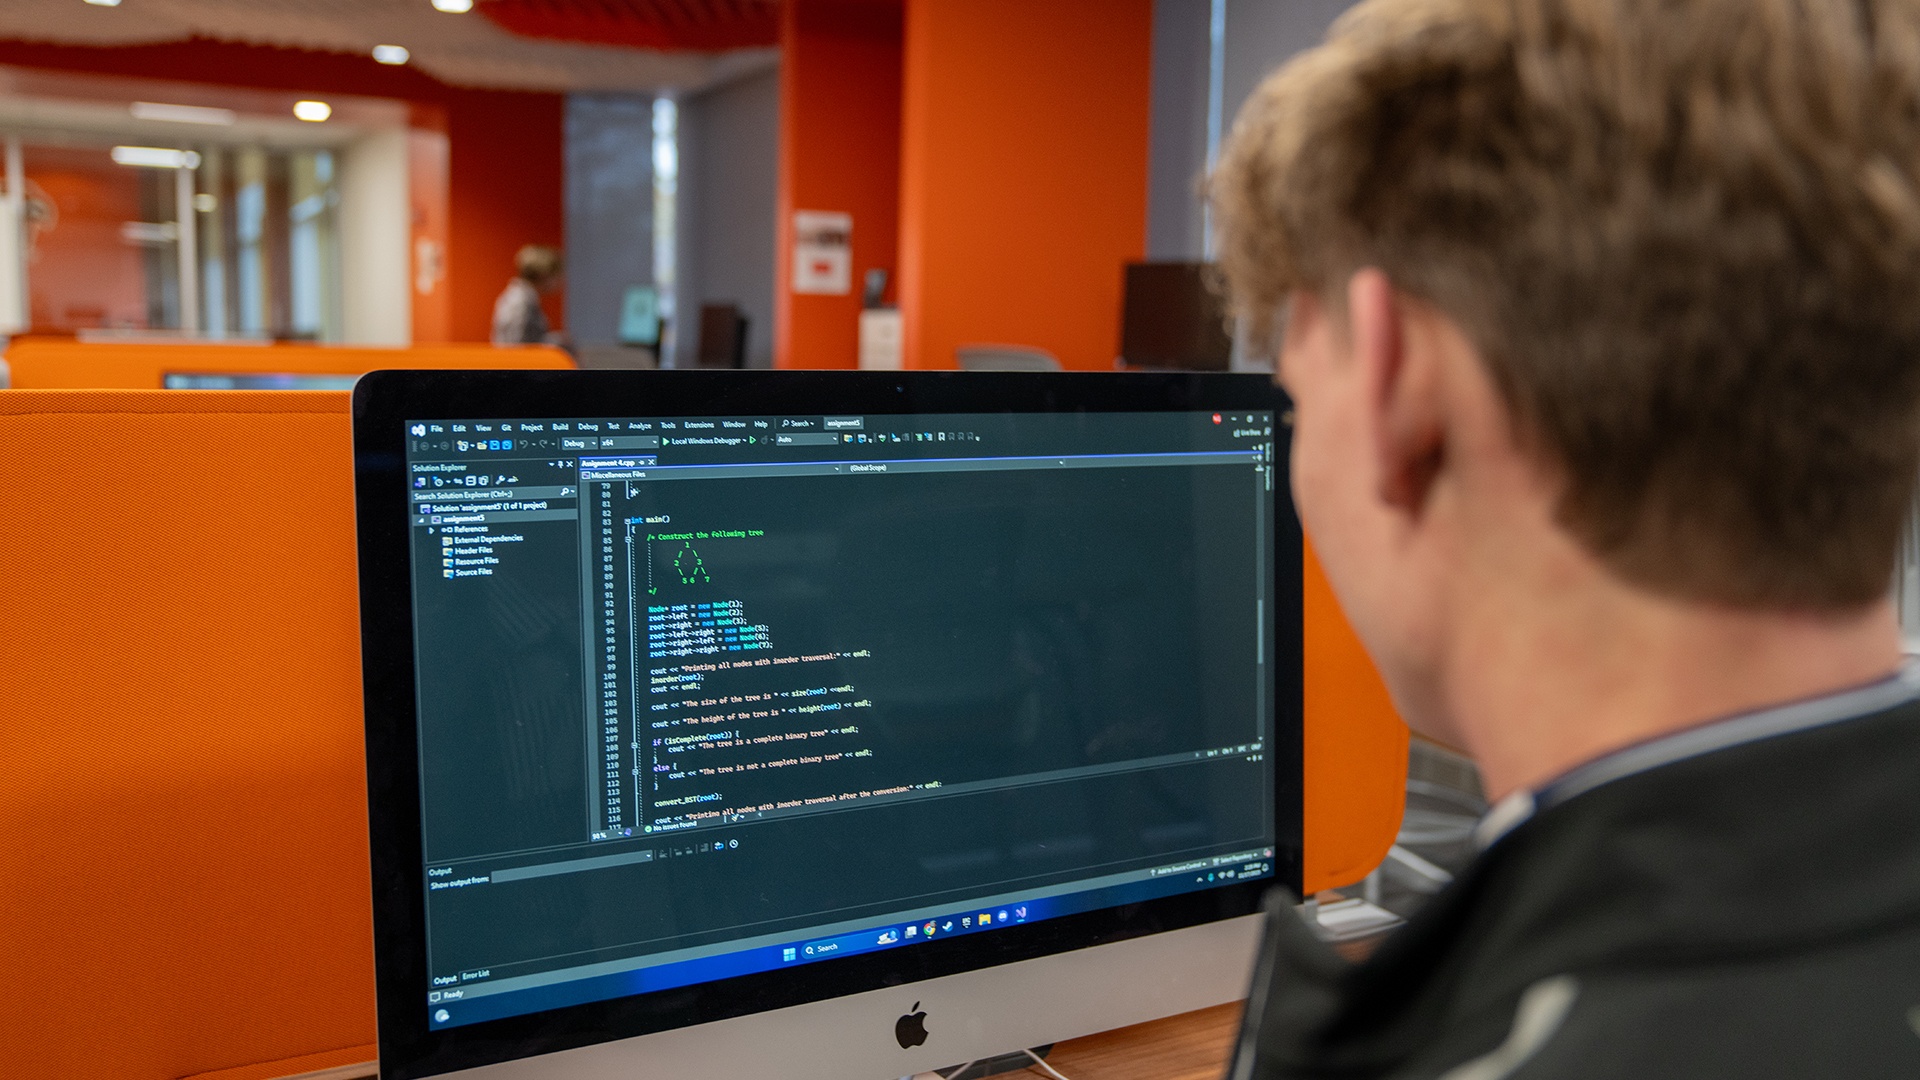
[
  {"left": 0, "top": 145, "right": 25, "bottom": 335},
  {"left": 0, "top": 207, "right": 23, "bottom": 335},
  {"left": 792, "top": 210, "right": 852, "bottom": 295}
]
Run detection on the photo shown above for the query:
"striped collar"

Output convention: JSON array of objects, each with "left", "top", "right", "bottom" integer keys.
[{"left": 1473, "top": 661, "right": 1920, "bottom": 851}]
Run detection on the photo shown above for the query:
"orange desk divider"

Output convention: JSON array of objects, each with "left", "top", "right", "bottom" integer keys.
[
  {"left": 0, "top": 391, "right": 376, "bottom": 1080},
  {"left": 1301, "top": 539, "right": 1411, "bottom": 895},
  {"left": 2, "top": 338, "right": 573, "bottom": 390},
  {"left": 0, "top": 390, "right": 1403, "bottom": 1080}
]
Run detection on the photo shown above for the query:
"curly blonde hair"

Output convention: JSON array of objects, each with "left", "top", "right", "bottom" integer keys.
[
  {"left": 515, "top": 244, "right": 563, "bottom": 284},
  {"left": 1214, "top": 0, "right": 1920, "bottom": 611}
]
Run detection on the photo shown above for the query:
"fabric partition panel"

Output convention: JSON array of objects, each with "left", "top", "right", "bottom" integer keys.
[
  {"left": 2, "top": 339, "right": 573, "bottom": 390},
  {"left": 0, "top": 390, "right": 376, "bottom": 1079}
]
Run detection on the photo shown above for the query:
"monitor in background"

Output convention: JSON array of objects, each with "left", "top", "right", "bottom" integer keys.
[
  {"left": 165, "top": 371, "right": 362, "bottom": 390},
  {"left": 618, "top": 286, "right": 662, "bottom": 349},
  {"left": 1119, "top": 262, "right": 1234, "bottom": 371},
  {"left": 353, "top": 370, "right": 1300, "bottom": 1080}
]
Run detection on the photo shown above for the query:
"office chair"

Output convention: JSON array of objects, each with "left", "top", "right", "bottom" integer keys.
[
  {"left": 697, "top": 303, "right": 750, "bottom": 369},
  {"left": 955, "top": 344, "right": 1062, "bottom": 371}
]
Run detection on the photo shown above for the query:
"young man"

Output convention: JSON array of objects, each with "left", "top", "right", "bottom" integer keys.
[
  {"left": 1212, "top": 0, "right": 1920, "bottom": 1076},
  {"left": 491, "top": 244, "right": 564, "bottom": 346}
]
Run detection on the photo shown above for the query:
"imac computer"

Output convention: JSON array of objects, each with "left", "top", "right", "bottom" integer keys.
[{"left": 352, "top": 370, "right": 1301, "bottom": 1079}]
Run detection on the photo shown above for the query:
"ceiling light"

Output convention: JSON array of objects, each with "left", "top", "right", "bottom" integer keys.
[
  {"left": 293, "top": 100, "right": 333, "bottom": 122},
  {"left": 372, "top": 44, "right": 411, "bottom": 65},
  {"left": 120, "top": 221, "right": 178, "bottom": 245},
  {"left": 131, "top": 101, "right": 237, "bottom": 126},
  {"left": 111, "top": 146, "right": 202, "bottom": 169},
  {"left": 431, "top": 0, "right": 473, "bottom": 12},
  {"left": 84, "top": 0, "right": 122, "bottom": 7}
]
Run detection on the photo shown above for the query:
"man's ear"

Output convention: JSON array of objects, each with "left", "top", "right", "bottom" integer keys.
[{"left": 1347, "top": 268, "right": 1446, "bottom": 515}]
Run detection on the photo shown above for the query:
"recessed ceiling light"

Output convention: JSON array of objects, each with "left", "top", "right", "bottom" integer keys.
[
  {"left": 111, "top": 146, "right": 202, "bottom": 169},
  {"left": 120, "top": 221, "right": 179, "bottom": 245},
  {"left": 131, "top": 101, "right": 237, "bottom": 126},
  {"left": 372, "top": 44, "right": 411, "bottom": 65},
  {"left": 293, "top": 100, "right": 333, "bottom": 122},
  {"left": 83, "top": 0, "right": 122, "bottom": 7},
  {"left": 431, "top": 0, "right": 473, "bottom": 12}
]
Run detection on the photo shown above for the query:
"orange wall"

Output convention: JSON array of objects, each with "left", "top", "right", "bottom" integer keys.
[
  {"left": 1301, "top": 539, "right": 1410, "bottom": 893},
  {"left": 445, "top": 88, "right": 565, "bottom": 342},
  {"left": 0, "top": 38, "right": 564, "bottom": 343},
  {"left": 897, "top": 0, "right": 1153, "bottom": 370},
  {"left": 20, "top": 146, "right": 149, "bottom": 331},
  {"left": 776, "top": 0, "right": 905, "bottom": 369}
]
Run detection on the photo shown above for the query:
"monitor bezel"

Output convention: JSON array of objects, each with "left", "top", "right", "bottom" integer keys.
[{"left": 353, "top": 369, "right": 1302, "bottom": 1080}]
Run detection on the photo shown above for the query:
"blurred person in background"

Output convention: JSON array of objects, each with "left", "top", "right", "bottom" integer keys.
[
  {"left": 492, "top": 243, "right": 565, "bottom": 347},
  {"left": 1214, "top": 0, "right": 1920, "bottom": 1076}
]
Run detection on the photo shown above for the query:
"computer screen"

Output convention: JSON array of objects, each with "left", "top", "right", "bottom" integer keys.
[{"left": 354, "top": 371, "right": 1299, "bottom": 1079}]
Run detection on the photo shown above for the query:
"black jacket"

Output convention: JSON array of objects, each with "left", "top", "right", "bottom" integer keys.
[{"left": 1235, "top": 690, "right": 1920, "bottom": 1079}]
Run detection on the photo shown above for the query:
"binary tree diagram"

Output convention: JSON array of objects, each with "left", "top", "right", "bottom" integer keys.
[
  {"left": 672, "top": 541, "right": 710, "bottom": 588},
  {"left": 621, "top": 508, "right": 775, "bottom": 660}
]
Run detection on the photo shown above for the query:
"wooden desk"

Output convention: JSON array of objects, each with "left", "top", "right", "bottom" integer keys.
[
  {"left": 1039, "top": 1002, "right": 1242, "bottom": 1080},
  {"left": 1021, "top": 921, "right": 1380, "bottom": 1080}
]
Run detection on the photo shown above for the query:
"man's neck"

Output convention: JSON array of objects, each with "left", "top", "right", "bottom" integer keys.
[{"left": 1443, "top": 569, "right": 1904, "bottom": 800}]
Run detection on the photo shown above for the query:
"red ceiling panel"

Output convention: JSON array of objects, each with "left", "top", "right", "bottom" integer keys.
[{"left": 479, "top": 0, "right": 781, "bottom": 51}]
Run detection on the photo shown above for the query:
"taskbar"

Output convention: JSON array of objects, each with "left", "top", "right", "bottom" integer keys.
[{"left": 426, "top": 847, "right": 1275, "bottom": 1029}]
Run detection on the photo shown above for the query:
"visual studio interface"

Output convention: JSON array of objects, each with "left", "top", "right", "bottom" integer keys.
[{"left": 404, "top": 409, "right": 1281, "bottom": 1026}]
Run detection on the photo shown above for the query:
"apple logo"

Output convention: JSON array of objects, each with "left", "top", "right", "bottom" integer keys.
[{"left": 895, "top": 1001, "right": 929, "bottom": 1049}]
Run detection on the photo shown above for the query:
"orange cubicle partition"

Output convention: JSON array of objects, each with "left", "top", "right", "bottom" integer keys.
[
  {"left": 0, "top": 390, "right": 1403, "bottom": 1080},
  {"left": 2, "top": 338, "right": 574, "bottom": 390},
  {"left": 1302, "top": 541, "right": 1410, "bottom": 893},
  {"left": 0, "top": 391, "right": 375, "bottom": 1080}
]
